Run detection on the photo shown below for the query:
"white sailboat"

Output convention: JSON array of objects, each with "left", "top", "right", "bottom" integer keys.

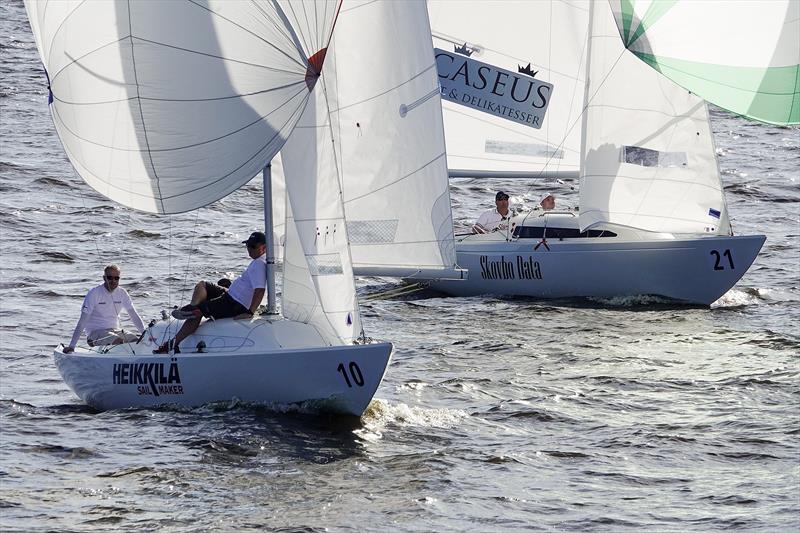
[
  {"left": 419, "top": 0, "right": 797, "bottom": 305},
  {"left": 24, "top": 0, "right": 451, "bottom": 414}
]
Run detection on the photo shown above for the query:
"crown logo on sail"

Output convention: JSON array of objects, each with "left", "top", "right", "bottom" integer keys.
[
  {"left": 518, "top": 63, "right": 538, "bottom": 78},
  {"left": 454, "top": 42, "right": 473, "bottom": 57}
]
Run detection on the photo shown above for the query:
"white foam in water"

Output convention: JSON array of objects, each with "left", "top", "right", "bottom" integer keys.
[
  {"left": 357, "top": 399, "right": 469, "bottom": 441},
  {"left": 587, "top": 294, "right": 672, "bottom": 307},
  {"left": 712, "top": 287, "right": 764, "bottom": 308}
]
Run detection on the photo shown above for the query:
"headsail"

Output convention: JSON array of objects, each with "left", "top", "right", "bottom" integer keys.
[
  {"left": 428, "top": 0, "right": 591, "bottom": 178},
  {"left": 328, "top": 0, "right": 458, "bottom": 277},
  {"left": 579, "top": 0, "right": 729, "bottom": 235},
  {"left": 273, "top": 0, "right": 460, "bottom": 278},
  {"left": 281, "top": 87, "right": 360, "bottom": 346},
  {"left": 609, "top": 0, "right": 800, "bottom": 126},
  {"left": 24, "top": 0, "right": 339, "bottom": 213}
]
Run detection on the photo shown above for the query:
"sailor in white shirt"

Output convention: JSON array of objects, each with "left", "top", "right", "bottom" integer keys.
[
  {"left": 154, "top": 231, "right": 268, "bottom": 354},
  {"left": 64, "top": 265, "right": 146, "bottom": 353},
  {"left": 472, "top": 191, "right": 515, "bottom": 234}
]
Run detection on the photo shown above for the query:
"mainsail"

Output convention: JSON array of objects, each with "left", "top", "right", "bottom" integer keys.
[
  {"left": 327, "top": 0, "right": 458, "bottom": 277},
  {"left": 609, "top": 0, "right": 800, "bottom": 126},
  {"left": 428, "top": 0, "right": 591, "bottom": 178}
]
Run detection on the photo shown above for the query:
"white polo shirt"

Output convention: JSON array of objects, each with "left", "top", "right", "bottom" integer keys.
[{"left": 476, "top": 208, "right": 514, "bottom": 232}]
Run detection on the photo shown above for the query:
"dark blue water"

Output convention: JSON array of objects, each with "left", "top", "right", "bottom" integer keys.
[{"left": 2, "top": 1, "right": 798, "bottom": 530}]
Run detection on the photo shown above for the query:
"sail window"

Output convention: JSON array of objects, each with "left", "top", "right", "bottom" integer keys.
[
  {"left": 347, "top": 220, "right": 399, "bottom": 244},
  {"left": 307, "top": 254, "right": 344, "bottom": 276},
  {"left": 485, "top": 140, "right": 564, "bottom": 159},
  {"left": 621, "top": 146, "right": 688, "bottom": 168}
]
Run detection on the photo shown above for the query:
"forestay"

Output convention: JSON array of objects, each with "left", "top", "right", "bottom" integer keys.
[
  {"left": 428, "top": 0, "right": 590, "bottom": 178},
  {"left": 24, "top": 0, "right": 339, "bottom": 214},
  {"left": 610, "top": 0, "right": 800, "bottom": 126},
  {"left": 579, "top": 1, "right": 729, "bottom": 235}
]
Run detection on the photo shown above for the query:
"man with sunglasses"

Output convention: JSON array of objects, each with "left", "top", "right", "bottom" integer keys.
[
  {"left": 63, "top": 264, "right": 146, "bottom": 353},
  {"left": 472, "top": 191, "right": 516, "bottom": 234},
  {"left": 154, "top": 231, "right": 267, "bottom": 354}
]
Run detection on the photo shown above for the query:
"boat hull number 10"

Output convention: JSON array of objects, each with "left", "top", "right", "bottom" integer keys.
[{"left": 337, "top": 362, "right": 364, "bottom": 388}]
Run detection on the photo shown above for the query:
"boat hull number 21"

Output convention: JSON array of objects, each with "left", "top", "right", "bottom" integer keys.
[{"left": 710, "top": 249, "right": 735, "bottom": 271}]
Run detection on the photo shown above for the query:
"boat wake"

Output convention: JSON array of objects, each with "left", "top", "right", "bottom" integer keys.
[
  {"left": 710, "top": 286, "right": 791, "bottom": 308},
  {"left": 356, "top": 399, "right": 469, "bottom": 441},
  {"left": 585, "top": 294, "right": 677, "bottom": 307}
]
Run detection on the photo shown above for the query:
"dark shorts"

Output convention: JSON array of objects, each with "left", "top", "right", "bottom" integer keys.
[{"left": 199, "top": 283, "right": 248, "bottom": 319}]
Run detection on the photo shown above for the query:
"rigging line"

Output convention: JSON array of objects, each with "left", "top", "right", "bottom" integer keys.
[
  {"left": 168, "top": 215, "right": 172, "bottom": 310},
  {"left": 519, "top": 45, "right": 629, "bottom": 226},
  {"left": 361, "top": 283, "right": 426, "bottom": 301},
  {"left": 187, "top": 0, "right": 307, "bottom": 71},
  {"left": 50, "top": 82, "right": 307, "bottom": 154},
  {"left": 179, "top": 208, "right": 203, "bottom": 310}
]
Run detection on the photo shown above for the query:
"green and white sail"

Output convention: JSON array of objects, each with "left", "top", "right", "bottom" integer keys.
[
  {"left": 610, "top": 0, "right": 800, "bottom": 125},
  {"left": 580, "top": 0, "right": 729, "bottom": 235}
]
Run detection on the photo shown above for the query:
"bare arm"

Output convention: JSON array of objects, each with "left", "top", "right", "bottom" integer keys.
[{"left": 235, "top": 288, "right": 266, "bottom": 320}]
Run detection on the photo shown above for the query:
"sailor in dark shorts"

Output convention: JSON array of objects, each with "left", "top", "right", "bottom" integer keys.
[{"left": 154, "top": 232, "right": 267, "bottom": 354}]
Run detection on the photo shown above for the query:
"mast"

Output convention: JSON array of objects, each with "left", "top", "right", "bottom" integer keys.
[{"left": 263, "top": 163, "right": 277, "bottom": 314}]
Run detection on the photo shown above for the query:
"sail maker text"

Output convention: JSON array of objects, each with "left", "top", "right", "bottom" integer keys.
[
  {"left": 480, "top": 255, "right": 542, "bottom": 280},
  {"left": 112, "top": 361, "right": 183, "bottom": 396},
  {"left": 435, "top": 48, "right": 553, "bottom": 130}
]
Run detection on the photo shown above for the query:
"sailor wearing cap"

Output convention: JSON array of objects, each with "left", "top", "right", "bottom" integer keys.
[
  {"left": 538, "top": 192, "right": 556, "bottom": 211},
  {"left": 472, "top": 191, "right": 516, "bottom": 234},
  {"left": 154, "top": 231, "right": 268, "bottom": 354}
]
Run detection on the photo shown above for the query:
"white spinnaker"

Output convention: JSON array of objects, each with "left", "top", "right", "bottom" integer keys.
[
  {"left": 24, "top": 0, "right": 338, "bottom": 214},
  {"left": 427, "top": 0, "right": 590, "bottom": 177},
  {"left": 281, "top": 88, "right": 359, "bottom": 346},
  {"left": 323, "top": 0, "right": 457, "bottom": 276},
  {"left": 579, "top": 1, "right": 728, "bottom": 235}
]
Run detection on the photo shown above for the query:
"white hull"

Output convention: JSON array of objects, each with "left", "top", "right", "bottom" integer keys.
[
  {"left": 421, "top": 214, "right": 765, "bottom": 305},
  {"left": 55, "top": 317, "right": 392, "bottom": 416}
]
